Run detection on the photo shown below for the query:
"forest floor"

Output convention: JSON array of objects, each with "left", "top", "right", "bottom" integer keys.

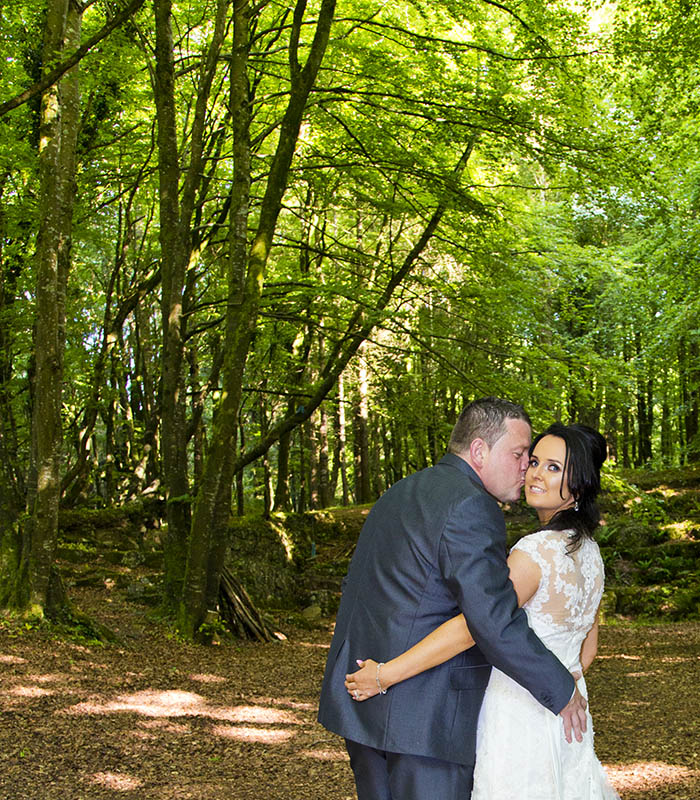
[{"left": 0, "top": 584, "right": 698, "bottom": 800}]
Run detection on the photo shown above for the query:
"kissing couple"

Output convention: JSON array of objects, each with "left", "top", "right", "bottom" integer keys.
[{"left": 319, "top": 396, "right": 619, "bottom": 799}]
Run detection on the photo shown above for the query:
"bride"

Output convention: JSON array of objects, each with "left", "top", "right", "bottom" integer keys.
[{"left": 345, "top": 422, "right": 619, "bottom": 799}]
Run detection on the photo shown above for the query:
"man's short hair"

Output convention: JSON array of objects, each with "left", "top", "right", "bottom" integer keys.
[{"left": 448, "top": 396, "right": 531, "bottom": 454}]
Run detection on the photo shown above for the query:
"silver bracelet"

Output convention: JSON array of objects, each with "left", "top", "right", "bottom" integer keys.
[{"left": 376, "top": 662, "right": 387, "bottom": 694}]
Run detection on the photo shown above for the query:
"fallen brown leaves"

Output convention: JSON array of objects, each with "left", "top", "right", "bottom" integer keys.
[
  {"left": 0, "top": 588, "right": 697, "bottom": 800},
  {"left": 589, "top": 622, "right": 700, "bottom": 800}
]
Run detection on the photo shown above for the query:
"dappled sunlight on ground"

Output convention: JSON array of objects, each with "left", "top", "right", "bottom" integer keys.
[
  {"left": 7, "top": 685, "right": 55, "bottom": 698},
  {"left": 25, "top": 673, "right": 69, "bottom": 683},
  {"left": 211, "top": 724, "right": 296, "bottom": 744},
  {"left": 301, "top": 746, "right": 349, "bottom": 761},
  {"left": 660, "top": 519, "right": 697, "bottom": 538},
  {"left": 64, "top": 689, "right": 303, "bottom": 725},
  {"left": 60, "top": 689, "right": 309, "bottom": 750},
  {"left": 188, "top": 673, "right": 227, "bottom": 684},
  {"left": 66, "top": 689, "right": 207, "bottom": 717},
  {"left": 139, "top": 718, "right": 191, "bottom": 735},
  {"left": 660, "top": 655, "right": 698, "bottom": 663},
  {"left": 618, "top": 698, "right": 652, "bottom": 706},
  {"left": 0, "top": 614, "right": 696, "bottom": 800},
  {"left": 0, "top": 654, "right": 27, "bottom": 665},
  {"left": 607, "top": 761, "right": 700, "bottom": 792},
  {"left": 248, "top": 695, "right": 316, "bottom": 711},
  {"left": 597, "top": 653, "right": 643, "bottom": 660},
  {"left": 90, "top": 772, "right": 143, "bottom": 791},
  {"left": 623, "top": 672, "right": 658, "bottom": 678},
  {"left": 223, "top": 705, "right": 301, "bottom": 724},
  {"left": 1, "top": 668, "right": 84, "bottom": 708}
]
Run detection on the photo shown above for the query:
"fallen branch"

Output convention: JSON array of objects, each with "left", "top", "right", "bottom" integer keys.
[{"left": 218, "top": 565, "right": 280, "bottom": 642}]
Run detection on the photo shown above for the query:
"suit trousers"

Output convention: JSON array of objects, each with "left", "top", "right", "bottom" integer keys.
[{"left": 345, "top": 739, "right": 474, "bottom": 800}]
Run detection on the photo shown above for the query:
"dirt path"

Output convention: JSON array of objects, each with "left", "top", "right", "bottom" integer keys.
[{"left": 0, "top": 588, "right": 698, "bottom": 799}]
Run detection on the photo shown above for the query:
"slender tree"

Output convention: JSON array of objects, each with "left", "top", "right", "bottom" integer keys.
[{"left": 20, "top": 0, "right": 81, "bottom": 615}]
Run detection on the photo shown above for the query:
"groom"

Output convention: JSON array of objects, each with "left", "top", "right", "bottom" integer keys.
[{"left": 318, "top": 397, "right": 587, "bottom": 800}]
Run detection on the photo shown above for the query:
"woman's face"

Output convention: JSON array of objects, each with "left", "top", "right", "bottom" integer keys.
[{"left": 524, "top": 435, "right": 575, "bottom": 524}]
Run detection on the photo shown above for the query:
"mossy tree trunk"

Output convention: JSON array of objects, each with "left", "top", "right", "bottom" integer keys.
[
  {"left": 177, "top": 0, "right": 337, "bottom": 640},
  {"left": 7, "top": 0, "right": 81, "bottom": 618},
  {"left": 153, "top": 0, "right": 192, "bottom": 611},
  {"left": 153, "top": 0, "right": 227, "bottom": 611}
]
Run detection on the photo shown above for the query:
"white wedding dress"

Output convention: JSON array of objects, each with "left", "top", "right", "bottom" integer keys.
[{"left": 471, "top": 529, "right": 620, "bottom": 800}]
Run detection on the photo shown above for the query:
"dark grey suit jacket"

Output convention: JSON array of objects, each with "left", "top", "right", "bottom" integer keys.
[{"left": 317, "top": 453, "right": 575, "bottom": 766}]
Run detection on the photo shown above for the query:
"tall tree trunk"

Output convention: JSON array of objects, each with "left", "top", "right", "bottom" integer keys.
[
  {"left": 330, "top": 373, "right": 349, "bottom": 506},
  {"left": 328, "top": 404, "right": 341, "bottom": 504},
  {"left": 380, "top": 419, "right": 393, "bottom": 492},
  {"left": 621, "top": 335, "right": 632, "bottom": 468},
  {"left": 317, "top": 403, "right": 331, "bottom": 507},
  {"left": 390, "top": 415, "right": 404, "bottom": 484},
  {"left": 352, "top": 351, "right": 371, "bottom": 504},
  {"left": 369, "top": 411, "right": 382, "bottom": 499},
  {"left": 19, "top": 0, "right": 81, "bottom": 615},
  {"left": 236, "top": 421, "right": 245, "bottom": 517},
  {"left": 635, "top": 335, "right": 653, "bottom": 465},
  {"left": 133, "top": 295, "right": 160, "bottom": 491},
  {"left": 259, "top": 393, "right": 271, "bottom": 517},
  {"left": 178, "top": 0, "right": 253, "bottom": 638},
  {"left": 153, "top": 0, "right": 191, "bottom": 610},
  {"left": 0, "top": 175, "right": 25, "bottom": 514},
  {"left": 602, "top": 387, "right": 619, "bottom": 465},
  {"left": 298, "top": 425, "right": 308, "bottom": 512},
  {"left": 273, "top": 424, "right": 292, "bottom": 511},
  {"left": 188, "top": 347, "right": 205, "bottom": 491},
  {"left": 154, "top": 0, "right": 226, "bottom": 610},
  {"left": 307, "top": 416, "right": 320, "bottom": 509},
  {"left": 681, "top": 336, "right": 700, "bottom": 462},
  {"left": 103, "top": 359, "right": 118, "bottom": 500},
  {"left": 660, "top": 364, "right": 673, "bottom": 465},
  {"left": 177, "top": 0, "right": 337, "bottom": 640}
]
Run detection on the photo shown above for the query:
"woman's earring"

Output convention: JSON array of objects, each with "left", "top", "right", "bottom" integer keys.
[{"left": 574, "top": 501, "right": 579, "bottom": 511}]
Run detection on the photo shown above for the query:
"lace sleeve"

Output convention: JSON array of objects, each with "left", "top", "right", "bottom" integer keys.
[
  {"left": 511, "top": 530, "right": 551, "bottom": 570},
  {"left": 511, "top": 530, "right": 604, "bottom": 634}
]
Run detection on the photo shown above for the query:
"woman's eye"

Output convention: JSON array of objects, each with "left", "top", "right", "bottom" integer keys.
[{"left": 548, "top": 464, "right": 560, "bottom": 472}]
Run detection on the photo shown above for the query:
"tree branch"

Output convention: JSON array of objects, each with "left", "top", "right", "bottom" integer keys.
[
  {"left": 0, "top": 0, "right": 146, "bottom": 118},
  {"left": 232, "top": 136, "right": 478, "bottom": 473}
]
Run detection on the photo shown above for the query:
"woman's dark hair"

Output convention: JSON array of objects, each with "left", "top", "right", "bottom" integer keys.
[{"left": 529, "top": 422, "right": 607, "bottom": 552}]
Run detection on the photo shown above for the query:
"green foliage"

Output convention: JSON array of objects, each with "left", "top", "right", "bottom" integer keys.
[
  {"left": 50, "top": 612, "right": 115, "bottom": 646},
  {"left": 596, "top": 460, "right": 700, "bottom": 621},
  {"left": 602, "top": 468, "right": 668, "bottom": 523},
  {"left": 1, "top": 0, "right": 700, "bottom": 619},
  {"left": 195, "top": 614, "right": 230, "bottom": 645},
  {"left": 611, "top": 578, "right": 700, "bottom": 621},
  {"left": 0, "top": 604, "right": 115, "bottom": 644},
  {"left": 0, "top": 615, "right": 43, "bottom": 638}
]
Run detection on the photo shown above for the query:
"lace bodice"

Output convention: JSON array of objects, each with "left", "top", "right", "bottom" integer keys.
[
  {"left": 470, "top": 528, "right": 618, "bottom": 800},
  {"left": 512, "top": 529, "right": 604, "bottom": 669}
]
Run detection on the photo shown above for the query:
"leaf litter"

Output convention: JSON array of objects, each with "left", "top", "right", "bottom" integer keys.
[{"left": 0, "top": 586, "right": 697, "bottom": 800}]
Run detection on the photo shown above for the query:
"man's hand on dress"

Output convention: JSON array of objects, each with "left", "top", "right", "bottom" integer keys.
[{"left": 559, "top": 672, "right": 587, "bottom": 743}]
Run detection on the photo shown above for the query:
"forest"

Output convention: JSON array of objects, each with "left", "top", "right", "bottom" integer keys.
[
  {"left": 1, "top": 0, "right": 699, "bottom": 638},
  {"left": 1, "top": 2, "right": 700, "bottom": 798}
]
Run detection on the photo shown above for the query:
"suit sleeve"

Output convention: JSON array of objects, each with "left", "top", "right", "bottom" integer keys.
[{"left": 438, "top": 493, "right": 574, "bottom": 715}]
